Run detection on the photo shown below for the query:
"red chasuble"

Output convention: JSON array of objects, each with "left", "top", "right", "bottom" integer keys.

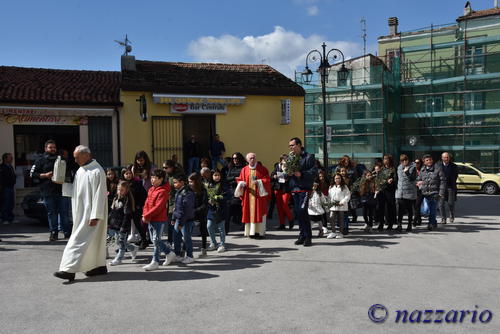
[{"left": 237, "top": 164, "right": 271, "bottom": 224}]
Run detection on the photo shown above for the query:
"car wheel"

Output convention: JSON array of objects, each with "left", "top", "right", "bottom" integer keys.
[{"left": 482, "top": 182, "right": 499, "bottom": 195}]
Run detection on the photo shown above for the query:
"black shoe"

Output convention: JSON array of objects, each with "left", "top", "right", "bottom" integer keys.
[
  {"left": 288, "top": 221, "right": 295, "bottom": 230},
  {"left": 377, "top": 224, "right": 384, "bottom": 231},
  {"left": 303, "top": 238, "right": 312, "bottom": 247},
  {"left": 395, "top": 225, "right": 403, "bottom": 233},
  {"left": 63, "top": 233, "right": 71, "bottom": 239},
  {"left": 294, "top": 238, "right": 305, "bottom": 245},
  {"left": 139, "top": 239, "right": 148, "bottom": 250},
  {"left": 275, "top": 224, "right": 286, "bottom": 230},
  {"left": 49, "top": 231, "right": 58, "bottom": 242},
  {"left": 427, "top": 224, "right": 433, "bottom": 231},
  {"left": 84, "top": 266, "right": 108, "bottom": 277},
  {"left": 406, "top": 226, "right": 413, "bottom": 232},
  {"left": 54, "top": 271, "right": 75, "bottom": 281},
  {"left": 387, "top": 225, "right": 393, "bottom": 231}
]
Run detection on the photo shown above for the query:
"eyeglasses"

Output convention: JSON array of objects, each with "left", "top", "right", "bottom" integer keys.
[{"left": 162, "top": 166, "right": 168, "bottom": 169}]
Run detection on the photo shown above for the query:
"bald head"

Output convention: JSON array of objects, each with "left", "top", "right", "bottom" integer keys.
[
  {"left": 246, "top": 152, "right": 256, "bottom": 167},
  {"left": 73, "top": 145, "right": 92, "bottom": 166},
  {"left": 441, "top": 152, "right": 451, "bottom": 164}
]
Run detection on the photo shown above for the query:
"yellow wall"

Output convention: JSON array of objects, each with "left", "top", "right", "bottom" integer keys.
[{"left": 119, "top": 91, "right": 304, "bottom": 170}]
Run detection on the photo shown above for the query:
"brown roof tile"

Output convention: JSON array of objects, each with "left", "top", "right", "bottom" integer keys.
[
  {"left": 0, "top": 66, "right": 121, "bottom": 106},
  {"left": 457, "top": 7, "right": 500, "bottom": 21},
  {"left": 121, "top": 60, "right": 305, "bottom": 96}
]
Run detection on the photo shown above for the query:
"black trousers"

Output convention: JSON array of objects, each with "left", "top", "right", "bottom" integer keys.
[
  {"left": 383, "top": 190, "right": 397, "bottom": 228},
  {"left": 413, "top": 190, "right": 423, "bottom": 224},
  {"left": 362, "top": 203, "right": 376, "bottom": 226},
  {"left": 397, "top": 198, "right": 415, "bottom": 227}
]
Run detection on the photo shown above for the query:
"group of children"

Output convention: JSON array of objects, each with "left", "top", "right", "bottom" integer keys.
[
  {"left": 307, "top": 164, "right": 390, "bottom": 239},
  {"left": 106, "top": 166, "right": 227, "bottom": 271}
]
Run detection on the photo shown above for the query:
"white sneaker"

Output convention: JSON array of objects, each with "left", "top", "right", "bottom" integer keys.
[
  {"left": 207, "top": 243, "right": 217, "bottom": 251},
  {"left": 326, "top": 233, "right": 337, "bottom": 239},
  {"left": 335, "top": 233, "right": 344, "bottom": 239},
  {"left": 163, "top": 252, "right": 176, "bottom": 266},
  {"left": 217, "top": 245, "right": 226, "bottom": 253},
  {"left": 143, "top": 261, "right": 159, "bottom": 271},
  {"left": 322, "top": 227, "right": 329, "bottom": 234},
  {"left": 110, "top": 257, "right": 122, "bottom": 266},
  {"left": 198, "top": 248, "right": 207, "bottom": 258},
  {"left": 182, "top": 256, "right": 195, "bottom": 264},
  {"left": 129, "top": 246, "right": 138, "bottom": 262}
]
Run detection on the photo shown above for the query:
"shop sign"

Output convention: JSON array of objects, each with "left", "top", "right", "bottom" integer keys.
[
  {"left": 170, "top": 103, "right": 227, "bottom": 114},
  {"left": 154, "top": 94, "right": 245, "bottom": 106},
  {"left": 0, "top": 114, "right": 88, "bottom": 125}
]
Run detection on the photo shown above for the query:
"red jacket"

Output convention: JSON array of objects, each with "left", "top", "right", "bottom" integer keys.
[{"left": 142, "top": 182, "right": 170, "bottom": 222}]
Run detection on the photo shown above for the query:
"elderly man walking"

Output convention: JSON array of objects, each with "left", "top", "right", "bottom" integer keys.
[
  {"left": 236, "top": 153, "right": 271, "bottom": 238},
  {"left": 54, "top": 145, "right": 108, "bottom": 282}
]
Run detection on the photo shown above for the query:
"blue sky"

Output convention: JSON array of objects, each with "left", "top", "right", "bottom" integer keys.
[{"left": 0, "top": 0, "right": 496, "bottom": 77}]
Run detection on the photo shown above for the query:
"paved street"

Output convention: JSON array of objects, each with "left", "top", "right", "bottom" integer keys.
[{"left": 1, "top": 193, "right": 500, "bottom": 334}]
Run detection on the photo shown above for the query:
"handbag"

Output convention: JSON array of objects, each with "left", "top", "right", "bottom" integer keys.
[{"left": 421, "top": 197, "right": 430, "bottom": 217}]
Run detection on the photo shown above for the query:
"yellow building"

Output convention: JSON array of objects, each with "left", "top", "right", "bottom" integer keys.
[{"left": 119, "top": 57, "right": 305, "bottom": 170}]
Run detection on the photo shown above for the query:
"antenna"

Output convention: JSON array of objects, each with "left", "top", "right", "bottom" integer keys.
[
  {"left": 361, "top": 18, "right": 367, "bottom": 84},
  {"left": 114, "top": 34, "right": 133, "bottom": 56},
  {"left": 361, "top": 18, "right": 367, "bottom": 56}
]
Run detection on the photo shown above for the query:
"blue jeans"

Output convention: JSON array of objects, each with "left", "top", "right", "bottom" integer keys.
[
  {"left": 43, "top": 195, "right": 68, "bottom": 233},
  {"left": 58, "top": 196, "right": 71, "bottom": 235},
  {"left": 187, "top": 157, "right": 200, "bottom": 174},
  {"left": 1, "top": 187, "right": 15, "bottom": 222},
  {"left": 207, "top": 219, "right": 226, "bottom": 246},
  {"left": 292, "top": 192, "right": 311, "bottom": 239},
  {"left": 117, "top": 231, "right": 136, "bottom": 258},
  {"left": 148, "top": 221, "right": 172, "bottom": 262},
  {"left": 424, "top": 195, "right": 438, "bottom": 227},
  {"left": 211, "top": 156, "right": 226, "bottom": 170},
  {"left": 174, "top": 220, "right": 194, "bottom": 258}
]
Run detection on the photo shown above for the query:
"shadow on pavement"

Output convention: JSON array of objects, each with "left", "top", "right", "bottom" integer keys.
[{"left": 72, "top": 270, "right": 219, "bottom": 283}]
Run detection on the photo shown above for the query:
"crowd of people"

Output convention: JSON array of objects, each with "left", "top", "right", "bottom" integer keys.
[{"left": 0, "top": 136, "right": 459, "bottom": 280}]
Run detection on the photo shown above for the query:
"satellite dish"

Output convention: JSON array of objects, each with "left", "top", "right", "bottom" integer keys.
[{"left": 408, "top": 136, "right": 418, "bottom": 146}]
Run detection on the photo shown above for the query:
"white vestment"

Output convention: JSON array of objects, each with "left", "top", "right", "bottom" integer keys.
[{"left": 59, "top": 159, "right": 108, "bottom": 273}]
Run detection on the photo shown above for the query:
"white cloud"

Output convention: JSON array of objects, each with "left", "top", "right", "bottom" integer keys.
[
  {"left": 187, "top": 26, "right": 361, "bottom": 78},
  {"left": 307, "top": 5, "right": 319, "bottom": 16}
]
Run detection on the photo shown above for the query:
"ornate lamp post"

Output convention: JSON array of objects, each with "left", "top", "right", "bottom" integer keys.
[{"left": 302, "top": 42, "right": 349, "bottom": 171}]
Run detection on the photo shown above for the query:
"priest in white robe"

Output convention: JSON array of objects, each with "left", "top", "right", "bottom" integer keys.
[{"left": 54, "top": 145, "right": 108, "bottom": 282}]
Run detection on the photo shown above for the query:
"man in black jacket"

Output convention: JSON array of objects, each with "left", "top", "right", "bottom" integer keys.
[
  {"left": 0, "top": 153, "right": 16, "bottom": 223},
  {"left": 287, "top": 137, "right": 317, "bottom": 247},
  {"left": 30, "top": 140, "right": 69, "bottom": 241},
  {"left": 435, "top": 152, "right": 459, "bottom": 224}
]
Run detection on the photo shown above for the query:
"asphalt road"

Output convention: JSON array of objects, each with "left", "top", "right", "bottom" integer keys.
[{"left": 1, "top": 193, "right": 500, "bottom": 334}]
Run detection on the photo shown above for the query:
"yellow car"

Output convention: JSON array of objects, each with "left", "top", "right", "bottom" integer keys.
[{"left": 456, "top": 162, "right": 500, "bottom": 195}]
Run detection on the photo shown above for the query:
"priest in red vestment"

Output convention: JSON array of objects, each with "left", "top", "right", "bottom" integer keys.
[{"left": 236, "top": 153, "right": 271, "bottom": 238}]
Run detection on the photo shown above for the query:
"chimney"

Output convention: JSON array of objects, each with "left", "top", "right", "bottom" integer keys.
[
  {"left": 388, "top": 17, "right": 399, "bottom": 35},
  {"left": 121, "top": 55, "right": 136, "bottom": 71},
  {"left": 464, "top": 1, "right": 472, "bottom": 16}
]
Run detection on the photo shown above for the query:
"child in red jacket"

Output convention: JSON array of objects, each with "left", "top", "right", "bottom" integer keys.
[{"left": 141, "top": 169, "right": 176, "bottom": 271}]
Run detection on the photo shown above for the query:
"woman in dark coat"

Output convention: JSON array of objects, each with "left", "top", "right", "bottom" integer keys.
[{"left": 225, "top": 152, "right": 247, "bottom": 234}]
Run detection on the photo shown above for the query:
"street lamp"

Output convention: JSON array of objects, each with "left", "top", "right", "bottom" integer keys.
[{"left": 302, "top": 42, "right": 348, "bottom": 171}]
